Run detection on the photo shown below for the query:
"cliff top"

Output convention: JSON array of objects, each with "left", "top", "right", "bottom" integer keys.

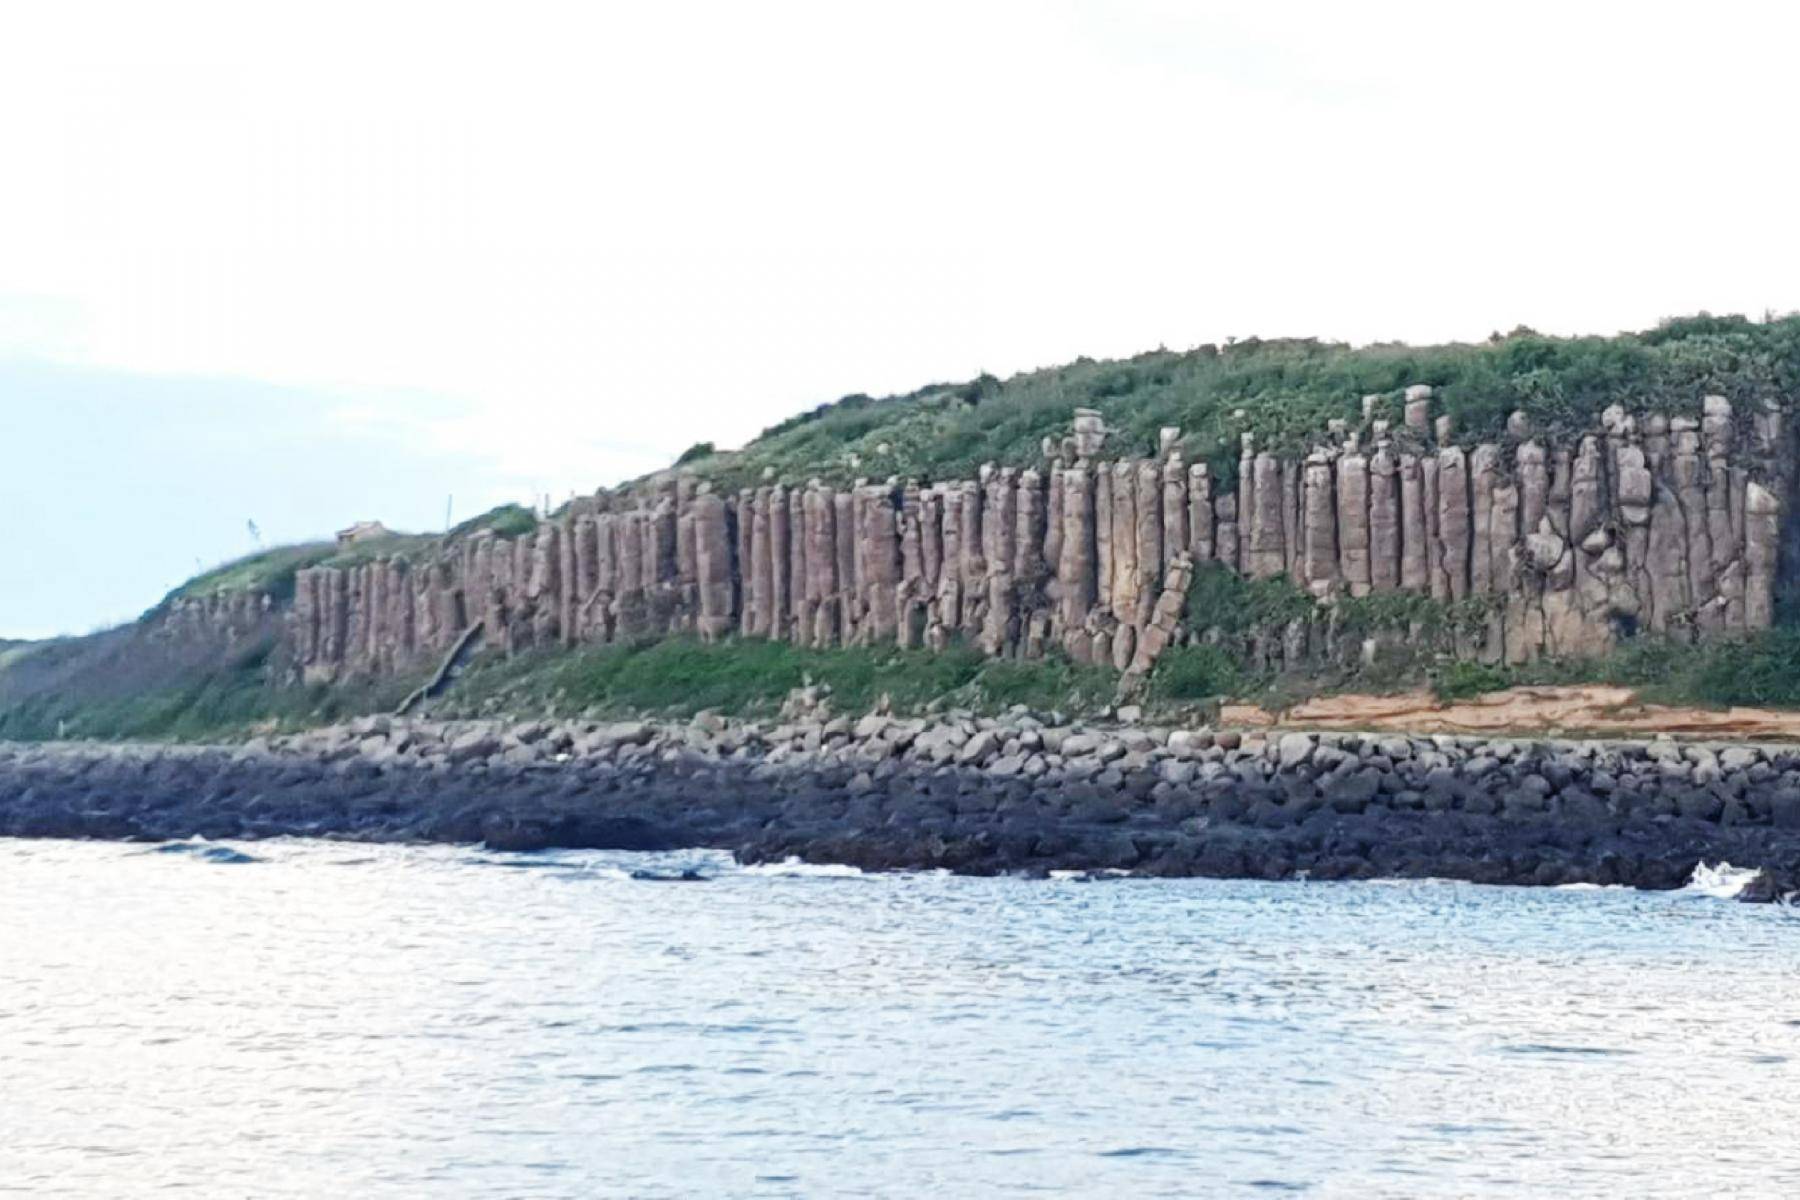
[{"left": 675, "top": 312, "right": 1800, "bottom": 491}]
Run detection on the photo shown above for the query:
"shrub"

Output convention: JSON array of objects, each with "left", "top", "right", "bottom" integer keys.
[
  {"left": 1433, "top": 660, "right": 1513, "bottom": 702},
  {"left": 1150, "top": 645, "right": 1242, "bottom": 702}
]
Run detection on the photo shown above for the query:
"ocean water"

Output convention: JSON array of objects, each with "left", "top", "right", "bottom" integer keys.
[{"left": 2, "top": 840, "right": 1797, "bottom": 1197}]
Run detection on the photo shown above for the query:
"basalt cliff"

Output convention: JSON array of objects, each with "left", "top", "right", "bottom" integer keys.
[{"left": 242, "top": 388, "right": 1794, "bottom": 696}]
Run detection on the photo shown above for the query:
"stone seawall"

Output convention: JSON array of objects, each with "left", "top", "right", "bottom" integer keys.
[
  {"left": 6, "top": 714, "right": 1800, "bottom": 898},
  {"left": 279, "top": 389, "right": 1795, "bottom": 686}
]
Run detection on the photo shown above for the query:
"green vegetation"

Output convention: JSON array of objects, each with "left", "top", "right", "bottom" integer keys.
[
  {"left": 686, "top": 313, "right": 1800, "bottom": 491},
  {"left": 0, "top": 633, "right": 423, "bottom": 743},
  {"left": 1148, "top": 645, "right": 1242, "bottom": 703},
  {"left": 162, "top": 502, "right": 540, "bottom": 614},
  {"left": 673, "top": 441, "right": 716, "bottom": 466},
  {"left": 1421, "top": 628, "right": 1800, "bottom": 709},
  {"left": 438, "top": 636, "right": 1119, "bottom": 722}
]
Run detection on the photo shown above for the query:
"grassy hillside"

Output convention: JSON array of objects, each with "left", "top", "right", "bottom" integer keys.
[
  {"left": 687, "top": 313, "right": 1800, "bottom": 490},
  {"left": 159, "top": 503, "right": 539, "bottom": 612}
]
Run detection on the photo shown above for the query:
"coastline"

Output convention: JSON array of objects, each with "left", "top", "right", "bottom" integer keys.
[{"left": 4, "top": 713, "right": 1799, "bottom": 901}]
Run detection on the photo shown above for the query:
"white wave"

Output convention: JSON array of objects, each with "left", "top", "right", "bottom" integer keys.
[
  {"left": 1554, "top": 882, "right": 1628, "bottom": 892},
  {"left": 741, "top": 857, "right": 864, "bottom": 878},
  {"left": 1682, "top": 861, "right": 1763, "bottom": 900}
]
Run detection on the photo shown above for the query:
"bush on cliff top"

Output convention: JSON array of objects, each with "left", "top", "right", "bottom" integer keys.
[{"left": 686, "top": 313, "right": 1800, "bottom": 491}]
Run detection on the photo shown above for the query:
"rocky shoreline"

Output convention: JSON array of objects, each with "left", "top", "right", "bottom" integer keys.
[{"left": 4, "top": 711, "right": 1800, "bottom": 900}]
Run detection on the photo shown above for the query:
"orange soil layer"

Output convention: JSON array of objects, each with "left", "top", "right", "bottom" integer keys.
[{"left": 1220, "top": 686, "right": 1800, "bottom": 742}]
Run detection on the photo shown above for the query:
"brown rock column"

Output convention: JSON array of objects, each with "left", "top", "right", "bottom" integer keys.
[
  {"left": 1368, "top": 445, "right": 1400, "bottom": 591},
  {"left": 1436, "top": 448, "right": 1471, "bottom": 601},
  {"left": 1399, "top": 453, "right": 1427, "bottom": 592},
  {"left": 1337, "top": 448, "right": 1371, "bottom": 597},
  {"left": 1110, "top": 462, "right": 1140, "bottom": 622},
  {"left": 1188, "top": 463, "right": 1214, "bottom": 562},
  {"left": 1247, "top": 452, "right": 1285, "bottom": 580},
  {"left": 1095, "top": 467, "right": 1114, "bottom": 611},
  {"left": 768, "top": 484, "right": 791, "bottom": 641},
  {"left": 749, "top": 488, "right": 773, "bottom": 638},
  {"left": 1302, "top": 454, "right": 1338, "bottom": 594},
  {"left": 1645, "top": 481, "right": 1690, "bottom": 632},
  {"left": 1703, "top": 397, "right": 1744, "bottom": 631},
  {"left": 1282, "top": 458, "right": 1302, "bottom": 585},
  {"left": 1214, "top": 493, "right": 1239, "bottom": 572},
  {"left": 936, "top": 484, "right": 962, "bottom": 634},
  {"left": 735, "top": 491, "right": 755, "bottom": 637},
  {"left": 1746, "top": 480, "right": 1780, "bottom": 629},
  {"left": 959, "top": 480, "right": 986, "bottom": 637},
  {"left": 789, "top": 487, "right": 810, "bottom": 644},
  {"left": 898, "top": 484, "right": 927, "bottom": 649},
  {"left": 834, "top": 491, "right": 858, "bottom": 641},
  {"left": 1670, "top": 422, "right": 1715, "bottom": 630},
  {"left": 1469, "top": 445, "right": 1499, "bottom": 595},
  {"left": 862, "top": 486, "right": 902, "bottom": 642},
  {"left": 1133, "top": 460, "right": 1163, "bottom": 624},
  {"left": 1161, "top": 458, "right": 1188, "bottom": 579},
  {"left": 693, "top": 491, "right": 734, "bottom": 641},
  {"left": 593, "top": 514, "right": 618, "bottom": 642},
  {"left": 807, "top": 485, "right": 840, "bottom": 646},
  {"left": 1057, "top": 468, "right": 1097, "bottom": 638}
]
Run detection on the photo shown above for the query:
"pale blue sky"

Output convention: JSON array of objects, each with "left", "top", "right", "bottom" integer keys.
[{"left": 7, "top": 0, "right": 1800, "bottom": 637}]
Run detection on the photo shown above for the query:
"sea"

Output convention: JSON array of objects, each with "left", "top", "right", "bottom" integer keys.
[{"left": 2, "top": 839, "right": 1796, "bottom": 1197}]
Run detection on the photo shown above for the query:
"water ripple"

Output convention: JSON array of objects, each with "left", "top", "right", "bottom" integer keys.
[{"left": 2, "top": 838, "right": 1798, "bottom": 1196}]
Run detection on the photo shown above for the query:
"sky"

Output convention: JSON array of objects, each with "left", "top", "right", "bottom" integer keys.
[{"left": 5, "top": 0, "right": 1800, "bottom": 637}]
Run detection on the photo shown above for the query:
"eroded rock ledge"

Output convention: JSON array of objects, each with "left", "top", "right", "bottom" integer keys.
[{"left": 5, "top": 713, "right": 1800, "bottom": 899}]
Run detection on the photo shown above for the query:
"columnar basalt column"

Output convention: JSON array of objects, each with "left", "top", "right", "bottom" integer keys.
[
  {"left": 1670, "top": 421, "right": 1714, "bottom": 629},
  {"left": 1614, "top": 442, "right": 1654, "bottom": 626},
  {"left": 1015, "top": 469, "right": 1046, "bottom": 601},
  {"left": 1281, "top": 459, "right": 1302, "bottom": 585},
  {"left": 1094, "top": 467, "right": 1114, "bottom": 613},
  {"left": 571, "top": 515, "right": 596, "bottom": 642},
  {"left": 1746, "top": 479, "right": 1781, "bottom": 630},
  {"left": 594, "top": 513, "right": 619, "bottom": 643},
  {"left": 749, "top": 488, "right": 773, "bottom": 638},
  {"left": 1469, "top": 445, "right": 1499, "bottom": 596},
  {"left": 1109, "top": 461, "right": 1139, "bottom": 622},
  {"left": 1214, "top": 493, "right": 1239, "bottom": 572},
  {"left": 1436, "top": 447, "right": 1471, "bottom": 602},
  {"left": 1188, "top": 463, "right": 1214, "bottom": 563},
  {"left": 1237, "top": 439, "right": 1254, "bottom": 578},
  {"left": 1702, "top": 397, "right": 1744, "bottom": 631},
  {"left": 767, "top": 484, "right": 791, "bottom": 642},
  {"left": 614, "top": 512, "right": 647, "bottom": 638},
  {"left": 789, "top": 487, "right": 809, "bottom": 643},
  {"left": 693, "top": 491, "right": 734, "bottom": 641},
  {"left": 862, "top": 486, "right": 902, "bottom": 643},
  {"left": 1057, "top": 467, "right": 1097, "bottom": 641},
  {"left": 1337, "top": 447, "right": 1370, "bottom": 597},
  {"left": 1399, "top": 453, "right": 1427, "bottom": 592},
  {"left": 898, "top": 484, "right": 927, "bottom": 649},
  {"left": 1301, "top": 454, "right": 1337, "bottom": 595},
  {"left": 1367, "top": 444, "right": 1399, "bottom": 592},
  {"left": 805, "top": 485, "right": 840, "bottom": 647},
  {"left": 1162, "top": 457, "right": 1188, "bottom": 578},
  {"left": 833, "top": 490, "right": 857, "bottom": 642},
  {"left": 1645, "top": 480, "right": 1690, "bottom": 632},
  {"left": 958, "top": 480, "right": 986, "bottom": 637},
  {"left": 936, "top": 484, "right": 963, "bottom": 635},
  {"left": 1247, "top": 452, "right": 1285, "bottom": 580},
  {"left": 1133, "top": 459, "right": 1163, "bottom": 625}
]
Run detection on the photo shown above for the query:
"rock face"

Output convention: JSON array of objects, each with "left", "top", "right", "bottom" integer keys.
[{"left": 278, "top": 394, "right": 1793, "bottom": 683}]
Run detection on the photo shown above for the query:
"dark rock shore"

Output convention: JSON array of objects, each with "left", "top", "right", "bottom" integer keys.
[{"left": 5, "top": 711, "right": 1800, "bottom": 900}]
